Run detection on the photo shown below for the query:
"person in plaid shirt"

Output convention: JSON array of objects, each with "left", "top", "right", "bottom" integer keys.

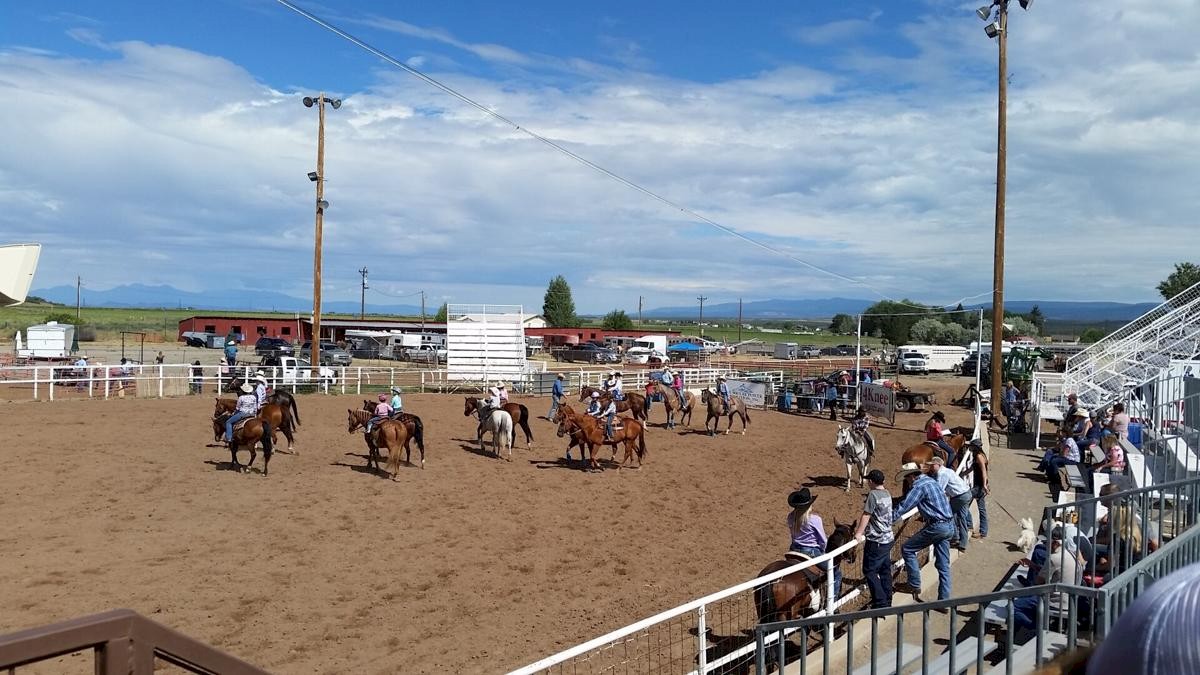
[{"left": 892, "top": 462, "right": 955, "bottom": 601}]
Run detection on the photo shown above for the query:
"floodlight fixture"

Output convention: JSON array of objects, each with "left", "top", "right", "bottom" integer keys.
[
  {"left": 307, "top": 171, "right": 319, "bottom": 182},
  {"left": 976, "top": 5, "right": 993, "bottom": 20},
  {"left": 303, "top": 96, "right": 315, "bottom": 108},
  {"left": 984, "top": 21, "right": 1002, "bottom": 38},
  {"left": 316, "top": 199, "right": 329, "bottom": 210},
  {"left": 329, "top": 98, "right": 342, "bottom": 109},
  {"left": 1018, "top": 0, "right": 1033, "bottom": 9}
]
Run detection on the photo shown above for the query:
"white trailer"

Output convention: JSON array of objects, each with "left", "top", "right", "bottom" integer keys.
[
  {"left": 895, "top": 345, "right": 967, "bottom": 372},
  {"left": 633, "top": 335, "right": 668, "bottom": 356},
  {"left": 19, "top": 321, "right": 75, "bottom": 359}
]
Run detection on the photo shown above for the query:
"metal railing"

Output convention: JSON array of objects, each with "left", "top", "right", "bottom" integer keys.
[
  {"left": 753, "top": 475, "right": 1200, "bottom": 675},
  {"left": 0, "top": 608, "right": 268, "bottom": 674}
]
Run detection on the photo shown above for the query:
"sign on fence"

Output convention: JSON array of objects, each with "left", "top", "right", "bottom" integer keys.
[
  {"left": 859, "top": 382, "right": 895, "bottom": 425},
  {"left": 727, "top": 379, "right": 767, "bottom": 407}
]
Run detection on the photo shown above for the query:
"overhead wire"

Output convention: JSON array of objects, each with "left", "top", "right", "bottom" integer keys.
[{"left": 274, "top": 0, "right": 994, "bottom": 311}]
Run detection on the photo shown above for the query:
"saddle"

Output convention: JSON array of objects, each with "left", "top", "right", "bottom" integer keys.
[
  {"left": 782, "top": 552, "right": 826, "bottom": 609},
  {"left": 921, "top": 441, "right": 949, "bottom": 463}
]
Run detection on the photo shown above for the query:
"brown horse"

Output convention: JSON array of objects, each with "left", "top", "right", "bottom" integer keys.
[
  {"left": 209, "top": 414, "right": 273, "bottom": 475},
  {"left": 652, "top": 381, "right": 695, "bottom": 429},
  {"left": 579, "top": 386, "right": 647, "bottom": 423},
  {"left": 754, "top": 523, "right": 855, "bottom": 666},
  {"left": 553, "top": 404, "right": 589, "bottom": 462},
  {"left": 901, "top": 433, "right": 969, "bottom": 468},
  {"left": 463, "top": 397, "right": 534, "bottom": 449},
  {"left": 347, "top": 409, "right": 410, "bottom": 479},
  {"left": 214, "top": 398, "right": 296, "bottom": 453},
  {"left": 556, "top": 411, "right": 646, "bottom": 471},
  {"left": 700, "top": 389, "right": 751, "bottom": 436},
  {"left": 360, "top": 401, "right": 426, "bottom": 469}
]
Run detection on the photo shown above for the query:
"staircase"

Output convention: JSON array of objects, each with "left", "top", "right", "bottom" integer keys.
[{"left": 1062, "top": 281, "right": 1200, "bottom": 408}]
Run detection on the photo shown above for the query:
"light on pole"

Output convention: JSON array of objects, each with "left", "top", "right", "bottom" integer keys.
[
  {"left": 303, "top": 93, "right": 341, "bottom": 376},
  {"left": 977, "top": 0, "right": 1031, "bottom": 405}
]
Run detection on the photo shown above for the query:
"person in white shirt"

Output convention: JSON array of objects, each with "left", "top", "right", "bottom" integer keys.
[{"left": 926, "top": 456, "right": 974, "bottom": 552}]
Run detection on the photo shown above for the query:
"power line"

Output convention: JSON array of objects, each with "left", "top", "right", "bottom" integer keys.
[{"left": 273, "top": 0, "right": 994, "bottom": 311}]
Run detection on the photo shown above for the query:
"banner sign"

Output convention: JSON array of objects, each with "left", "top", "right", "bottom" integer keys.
[
  {"left": 727, "top": 379, "right": 767, "bottom": 407},
  {"left": 859, "top": 382, "right": 896, "bottom": 426}
]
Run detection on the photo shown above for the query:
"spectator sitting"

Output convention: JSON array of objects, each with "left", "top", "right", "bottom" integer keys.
[
  {"left": 1042, "top": 429, "right": 1081, "bottom": 484},
  {"left": 1107, "top": 402, "right": 1131, "bottom": 441},
  {"left": 1012, "top": 526, "right": 1082, "bottom": 631},
  {"left": 1069, "top": 409, "right": 1092, "bottom": 446},
  {"left": 1092, "top": 434, "right": 1125, "bottom": 475}
]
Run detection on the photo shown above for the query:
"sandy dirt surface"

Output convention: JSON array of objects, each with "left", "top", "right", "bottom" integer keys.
[{"left": 0, "top": 377, "right": 976, "bottom": 673}]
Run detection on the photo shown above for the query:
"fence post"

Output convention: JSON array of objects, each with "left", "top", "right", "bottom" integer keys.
[
  {"left": 340, "top": 367, "right": 346, "bottom": 395},
  {"left": 88, "top": 365, "right": 94, "bottom": 398},
  {"left": 356, "top": 367, "right": 362, "bottom": 396},
  {"left": 48, "top": 366, "right": 55, "bottom": 401},
  {"left": 158, "top": 365, "right": 164, "bottom": 398},
  {"left": 33, "top": 366, "right": 39, "bottom": 400},
  {"left": 104, "top": 367, "right": 110, "bottom": 399},
  {"left": 696, "top": 604, "right": 708, "bottom": 675}
]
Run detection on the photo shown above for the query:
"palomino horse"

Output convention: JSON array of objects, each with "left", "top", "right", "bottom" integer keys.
[
  {"left": 556, "top": 412, "right": 646, "bottom": 471},
  {"left": 652, "top": 381, "right": 695, "bottom": 429},
  {"left": 463, "top": 397, "right": 534, "bottom": 449},
  {"left": 346, "top": 409, "right": 410, "bottom": 479},
  {"left": 700, "top": 389, "right": 751, "bottom": 436},
  {"left": 214, "top": 398, "right": 297, "bottom": 453},
  {"left": 901, "top": 433, "right": 969, "bottom": 469},
  {"left": 754, "top": 522, "right": 856, "bottom": 641},
  {"left": 359, "top": 401, "right": 427, "bottom": 470},
  {"left": 835, "top": 426, "right": 873, "bottom": 492},
  {"left": 473, "top": 400, "right": 514, "bottom": 460},
  {"left": 209, "top": 414, "right": 273, "bottom": 475}
]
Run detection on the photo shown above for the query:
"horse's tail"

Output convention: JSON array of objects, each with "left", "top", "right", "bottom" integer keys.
[
  {"left": 637, "top": 426, "right": 647, "bottom": 460},
  {"left": 260, "top": 421, "right": 273, "bottom": 455},
  {"left": 289, "top": 394, "right": 301, "bottom": 426},
  {"left": 744, "top": 404, "right": 751, "bottom": 424},
  {"left": 517, "top": 404, "right": 534, "bottom": 442},
  {"left": 411, "top": 414, "right": 425, "bottom": 453}
]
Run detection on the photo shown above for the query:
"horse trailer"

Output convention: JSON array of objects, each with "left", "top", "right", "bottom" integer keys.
[
  {"left": 774, "top": 342, "right": 798, "bottom": 360},
  {"left": 895, "top": 345, "right": 967, "bottom": 373}
]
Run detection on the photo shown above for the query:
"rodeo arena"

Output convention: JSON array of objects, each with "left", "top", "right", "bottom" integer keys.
[{"left": 0, "top": 239, "right": 1198, "bottom": 675}]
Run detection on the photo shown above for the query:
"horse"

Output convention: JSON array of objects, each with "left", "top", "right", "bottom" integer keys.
[
  {"left": 556, "top": 411, "right": 646, "bottom": 471},
  {"left": 473, "top": 400, "right": 515, "bottom": 460},
  {"left": 360, "top": 401, "right": 426, "bottom": 469},
  {"left": 346, "top": 409, "right": 410, "bottom": 479},
  {"left": 578, "top": 386, "right": 648, "bottom": 424},
  {"left": 209, "top": 414, "right": 273, "bottom": 475},
  {"left": 552, "top": 405, "right": 589, "bottom": 461},
  {"left": 754, "top": 521, "right": 855, "bottom": 663},
  {"left": 835, "top": 426, "right": 873, "bottom": 492},
  {"left": 652, "top": 381, "right": 695, "bottom": 429},
  {"left": 900, "top": 433, "right": 969, "bottom": 469},
  {"left": 213, "top": 398, "right": 296, "bottom": 453},
  {"left": 463, "top": 397, "right": 534, "bottom": 449},
  {"left": 700, "top": 389, "right": 751, "bottom": 436}
]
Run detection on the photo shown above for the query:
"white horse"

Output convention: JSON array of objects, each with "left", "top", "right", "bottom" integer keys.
[
  {"left": 835, "top": 425, "right": 872, "bottom": 492},
  {"left": 476, "top": 400, "right": 514, "bottom": 461}
]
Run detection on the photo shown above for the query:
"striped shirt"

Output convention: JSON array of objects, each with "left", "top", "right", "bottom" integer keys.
[{"left": 893, "top": 475, "right": 953, "bottom": 523}]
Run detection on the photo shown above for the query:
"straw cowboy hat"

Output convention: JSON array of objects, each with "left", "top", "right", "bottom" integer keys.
[
  {"left": 787, "top": 488, "right": 817, "bottom": 510},
  {"left": 1074, "top": 408, "right": 1090, "bottom": 418},
  {"left": 895, "top": 462, "right": 923, "bottom": 482},
  {"left": 239, "top": 383, "right": 254, "bottom": 394},
  {"left": 556, "top": 373, "right": 565, "bottom": 379}
]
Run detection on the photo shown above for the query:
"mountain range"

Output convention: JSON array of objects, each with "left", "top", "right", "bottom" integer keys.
[{"left": 30, "top": 283, "right": 1160, "bottom": 322}]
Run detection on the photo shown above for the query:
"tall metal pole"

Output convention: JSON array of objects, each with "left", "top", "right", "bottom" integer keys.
[
  {"left": 738, "top": 298, "right": 743, "bottom": 344},
  {"left": 76, "top": 276, "right": 81, "bottom": 321},
  {"left": 854, "top": 313, "right": 863, "bottom": 409},
  {"left": 358, "top": 266, "right": 368, "bottom": 320},
  {"left": 312, "top": 92, "right": 326, "bottom": 375},
  {"left": 638, "top": 295, "right": 643, "bottom": 329},
  {"left": 989, "top": 3, "right": 1008, "bottom": 404},
  {"left": 420, "top": 290, "right": 426, "bottom": 331},
  {"left": 697, "top": 296, "right": 707, "bottom": 338}
]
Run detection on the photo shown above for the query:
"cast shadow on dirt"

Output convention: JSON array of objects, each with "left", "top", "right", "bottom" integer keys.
[
  {"left": 801, "top": 475, "right": 853, "bottom": 488},
  {"left": 203, "top": 459, "right": 267, "bottom": 475}
]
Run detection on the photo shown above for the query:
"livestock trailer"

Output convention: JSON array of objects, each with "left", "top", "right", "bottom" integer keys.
[{"left": 19, "top": 321, "right": 75, "bottom": 359}]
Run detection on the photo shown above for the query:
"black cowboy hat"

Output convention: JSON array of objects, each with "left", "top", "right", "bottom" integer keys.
[{"left": 787, "top": 488, "right": 817, "bottom": 509}]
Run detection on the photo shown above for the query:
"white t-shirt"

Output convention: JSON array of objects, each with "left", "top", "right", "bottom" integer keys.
[{"left": 1045, "top": 546, "right": 1083, "bottom": 613}]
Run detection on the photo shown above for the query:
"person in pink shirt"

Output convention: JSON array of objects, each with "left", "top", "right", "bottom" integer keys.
[
  {"left": 1093, "top": 435, "right": 1126, "bottom": 474},
  {"left": 366, "top": 393, "right": 393, "bottom": 433}
]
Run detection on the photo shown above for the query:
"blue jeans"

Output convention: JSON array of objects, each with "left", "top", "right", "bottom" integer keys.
[
  {"left": 791, "top": 544, "right": 842, "bottom": 600},
  {"left": 225, "top": 411, "right": 251, "bottom": 441},
  {"left": 548, "top": 394, "right": 562, "bottom": 420},
  {"left": 366, "top": 415, "right": 384, "bottom": 433},
  {"left": 935, "top": 439, "right": 956, "bottom": 463},
  {"left": 950, "top": 492, "right": 973, "bottom": 550},
  {"left": 863, "top": 540, "right": 894, "bottom": 608},
  {"left": 971, "top": 486, "right": 989, "bottom": 537},
  {"left": 1012, "top": 595, "right": 1040, "bottom": 631},
  {"left": 605, "top": 412, "right": 615, "bottom": 438},
  {"left": 1045, "top": 456, "right": 1079, "bottom": 482},
  {"left": 901, "top": 520, "right": 955, "bottom": 600}
]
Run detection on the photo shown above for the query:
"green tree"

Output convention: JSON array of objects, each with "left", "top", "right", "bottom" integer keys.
[
  {"left": 43, "top": 312, "right": 84, "bottom": 326},
  {"left": 601, "top": 309, "right": 634, "bottom": 330},
  {"left": 1080, "top": 327, "right": 1107, "bottom": 343},
  {"left": 861, "top": 300, "right": 935, "bottom": 346},
  {"left": 1157, "top": 262, "right": 1200, "bottom": 301},
  {"left": 909, "top": 317, "right": 947, "bottom": 344},
  {"left": 829, "top": 313, "right": 856, "bottom": 334},
  {"left": 433, "top": 302, "right": 448, "bottom": 323},
  {"left": 1005, "top": 316, "right": 1040, "bottom": 338},
  {"left": 542, "top": 275, "right": 578, "bottom": 327},
  {"left": 1026, "top": 305, "right": 1046, "bottom": 333}
]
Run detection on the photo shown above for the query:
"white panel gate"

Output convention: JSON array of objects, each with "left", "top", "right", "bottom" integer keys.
[{"left": 446, "top": 304, "right": 527, "bottom": 383}]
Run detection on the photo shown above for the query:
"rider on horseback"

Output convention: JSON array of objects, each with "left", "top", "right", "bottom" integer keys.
[
  {"left": 606, "top": 371, "right": 624, "bottom": 401},
  {"left": 662, "top": 366, "right": 685, "bottom": 408},
  {"left": 366, "top": 393, "right": 392, "bottom": 433},
  {"left": 389, "top": 387, "right": 403, "bottom": 416},
  {"left": 224, "top": 382, "right": 258, "bottom": 444},
  {"left": 495, "top": 381, "right": 509, "bottom": 404},
  {"left": 592, "top": 393, "right": 618, "bottom": 440},
  {"left": 586, "top": 390, "right": 602, "bottom": 416},
  {"left": 717, "top": 375, "right": 731, "bottom": 414},
  {"left": 851, "top": 408, "right": 875, "bottom": 455},
  {"left": 924, "top": 411, "right": 956, "bottom": 463},
  {"left": 253, "top": 371, "right": 268, "bottom": 412}
]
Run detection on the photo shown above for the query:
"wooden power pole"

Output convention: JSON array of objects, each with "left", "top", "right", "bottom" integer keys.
[
  {"left": 990, "top": 3, "right": 1009, "bottom": 401},
  {"left": 358, "top": 266, "right": 368, "bottom": 319}
]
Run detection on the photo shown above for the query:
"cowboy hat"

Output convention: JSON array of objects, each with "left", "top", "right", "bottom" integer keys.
[
  {"left": 718, "top": 375, "right": 727, "bottom": 380},
  {"left": 941, "top": 428, "right": 952, "bottom": 436},
  {"left": 591, "top": 391, "right": 600, "bottom": 398},
  {"left": 556, "top": 373, "right": 565, "bottom": 379},
  {"left": 254, "top": 374, "right": 267, "bottom": 384},
  {"left": 239, "top": 383, "right": 254, "bottom": 394},
  {"left": 787, "top": 488, "right": 817, "bottom": 509},
  {"left": 895, "top": 462, "right": 922, "bottom": 482},
  {"left": 391, "top": 387, "right": 402, "bottom": 394},
  {"left": 255, "top": 370, "right": 266, "bottom": 377},
  {"left": 1074, "top": 408, "right": 1089, "bottom": 417}
]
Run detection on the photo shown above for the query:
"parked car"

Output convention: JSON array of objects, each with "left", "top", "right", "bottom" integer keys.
[
  {"left": 555, "top": 343, "right": 620, "bottom": 364},
  {"left": 961, "top": 353, "right": 990, "bottom": 376},
  {"left": 403, "top": 344, "right": 447, "bottom": 364},
  {"left": 798, "top": 345, "right": 822, "bottom": 358},
  {"left": 260, "top": 355, "right": 337, "bottom": 386},
  {"left": 254, "top": 336, "right": 294, "bottom": 359},
  {"left": 180, "top": 331, "right": 213, "bottom": 348},
  {"left": 299, "top": 341, "right": 353, "bottom": 366},
  {"left": 898, "top": 351, "right": 928, "bottom": 375}
]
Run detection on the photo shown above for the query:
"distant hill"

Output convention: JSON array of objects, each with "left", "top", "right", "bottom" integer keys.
[
  {"left": 646, "top": 297, "right": 1159, "bottom": 321},
  {"left": 32, "top": 283, "right": 423, "bottom": 315}
]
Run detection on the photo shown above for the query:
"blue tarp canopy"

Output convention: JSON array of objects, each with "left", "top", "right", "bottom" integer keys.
[{"left": 667, "top": 342, "right": 701, "bottom": 352}]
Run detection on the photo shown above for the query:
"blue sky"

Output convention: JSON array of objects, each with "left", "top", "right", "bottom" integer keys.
[{"left": 1, "top": 0, "right": 1196, "bottom": 313}]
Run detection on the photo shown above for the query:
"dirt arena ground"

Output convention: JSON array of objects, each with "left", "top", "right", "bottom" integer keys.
[{"left": 0, "top": 378, "right": 976, "bottom": 673}]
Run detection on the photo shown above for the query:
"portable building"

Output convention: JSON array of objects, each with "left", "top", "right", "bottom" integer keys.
[{"left": 19, "top": 321, "right": 75, "bottom": 359}]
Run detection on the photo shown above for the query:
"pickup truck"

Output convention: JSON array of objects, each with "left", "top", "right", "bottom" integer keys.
[
  {"left": 554, "top": 343, "right": 620, "bottom": 364},
  {"left": 403, "top": 344, "right": 447, "bottom": 364},
  {"left": 260, "top": 355, "right": 337, "bottom": 386}
]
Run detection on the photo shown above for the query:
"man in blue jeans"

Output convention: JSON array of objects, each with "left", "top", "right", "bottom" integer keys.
[
  {"left": 853, "top": 469, "right": 895, "bottom": 608},
  {"left": 547, "top": 373, "right": 565, "bottom": 420},
  {"left": 892, "top": 462, "right": 956, "bottom": 601}
]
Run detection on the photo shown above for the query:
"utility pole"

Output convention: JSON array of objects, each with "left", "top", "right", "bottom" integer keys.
[
  {"left": 638, "top": 295, "right": 643, "bottom": 329},
  {"left": 75, "top": 276, "right": 82, "bottom": 321},
  {"left": 358, "top": 266, "right": 368, "bottom": 320},
  {"left": 697, "top": 296, "right": 707, "bottom": 337},
  {"left": 420, "top": 290, "right": 426, "bottom": 331},
  {"left": 738, "top": 298, "right": 743, "bottom": 343},
  {"left": 304, "top": 92, "right": 339, "bottom": 373},
  {"left": 990, "top": 2, "right": 1009, "bottom": 402}
]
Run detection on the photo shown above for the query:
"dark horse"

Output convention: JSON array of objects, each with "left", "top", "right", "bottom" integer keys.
[
  {"left": 754, "top": 522, "right": 856, "bottom": 665},
  {"left": 214, "top": 398, "right": 297, "bottom": 453},
  {"left": 209, "top": 414, "right": 273, "bottom": 475},
  {"left": 578, "top": 386, "right": 647, "bottom": 424},
  {"left": 463, "top": 396, "right": 534, "bottom": 449},
  {"left": 360, "top": 400, "right": 427, "bottom": 469}
]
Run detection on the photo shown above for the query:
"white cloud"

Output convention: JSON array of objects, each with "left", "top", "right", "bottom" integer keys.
[{"left": 1, "top": 0, "right": 1197, "bottom": 314}]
